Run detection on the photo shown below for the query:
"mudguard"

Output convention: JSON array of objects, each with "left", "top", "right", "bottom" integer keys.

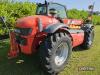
[
  {"left": 38, "top": 18, "right": 43, "bottom": 32},
  {"left": 82, "top": 24, "right": 94, "bottom": 31},
  {"left": 43, "top": 23, "right": 69, "bottom": 33},
  {"left": 84, "top": 24, "right": 94, "bottom": 28}
]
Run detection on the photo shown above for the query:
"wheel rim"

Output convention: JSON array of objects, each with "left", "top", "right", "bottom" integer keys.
[
  {"left": 55, "top": 42, "right": 69, "bottom": 66},
  {"left": 89, "top": 31, "right": 94, "bottom": 45}
]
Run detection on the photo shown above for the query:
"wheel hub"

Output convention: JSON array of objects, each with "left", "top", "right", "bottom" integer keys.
[{"left": 55, "top": 42, "right": 69, "bottom": 66}]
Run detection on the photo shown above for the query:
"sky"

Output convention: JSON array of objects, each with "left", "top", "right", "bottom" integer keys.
[{"left": 25, "top": 0, "right": 100, "bottom": 11}]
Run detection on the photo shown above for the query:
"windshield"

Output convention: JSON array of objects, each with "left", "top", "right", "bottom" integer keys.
[
  {"left": 36, "top": 5, "right": 47, "bottom": 15},
  {"left": 36, "top": 3, "right": 67, "bottom": 18},
  {"left": 48, "top": 3, "right": 67, "bottom": 18}
]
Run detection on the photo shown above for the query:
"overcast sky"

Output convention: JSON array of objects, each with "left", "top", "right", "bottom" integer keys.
[{"left": 22, "top": 0, "right": 99, "bottom": 11}]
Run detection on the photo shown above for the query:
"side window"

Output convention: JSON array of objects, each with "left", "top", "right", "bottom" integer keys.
[
  {"left": 49, "top": 3, "right": 67, "bottom": 18},
  {"left": 36, "top": 5, "right": 47, "bottom": 15}
]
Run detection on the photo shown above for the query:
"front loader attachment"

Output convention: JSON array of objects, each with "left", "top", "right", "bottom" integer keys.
[
  {"left": 0, "top": 17, "right": 19, "bottom": 59},
  {"left": 8, "top": 32, "right": 19, "bottom": 59}
]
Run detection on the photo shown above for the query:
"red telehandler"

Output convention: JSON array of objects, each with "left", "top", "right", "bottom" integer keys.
[{"left": 0, "top": 1, "right": 94, "bottom": 75}]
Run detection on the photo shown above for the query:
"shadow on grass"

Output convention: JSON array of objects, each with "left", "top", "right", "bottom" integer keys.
[
  {"left": 0, "top": 39, "right": 87, "bottom": 75},
  {"left": 72, "top": 46, "right": 86, "bottom": 52},
  {"left": 0, "top": 40, "right": 48, "bottom": 75},
  {"left": 0, "top": 55, "right": 49, "bottom": 75}
]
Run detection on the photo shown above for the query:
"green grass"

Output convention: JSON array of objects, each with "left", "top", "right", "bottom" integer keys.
[{"left": 0, "top": 26, "right": 100, "bottom": 75}]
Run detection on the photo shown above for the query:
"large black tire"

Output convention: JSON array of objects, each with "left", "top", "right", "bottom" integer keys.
[
  {"left": 81, "top": 29, "right": 94, "bottom": 49},
  {"left": 38, "top": 32, "right": 72, "bottom": 75}
]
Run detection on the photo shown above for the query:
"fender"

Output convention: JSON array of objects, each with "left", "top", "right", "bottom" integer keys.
[
  {"left": 38, "top": 18, "right": 43, "bottom": 32},
  {"left": 82, "top": 24, "right": 94, "bottom": 32},
  {"left": 84, "top": 24, "right": 94, "bottom": 28},
  {"left": 43, "top": 23, "right": 69, "bottom": 33}
]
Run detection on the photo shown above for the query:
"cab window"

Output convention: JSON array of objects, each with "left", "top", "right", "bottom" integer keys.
[
  {"left": 48, "top": 3, "right": 67, "bottom": 18},
  {"left": 36, "top": 5, "right": 47, "bottom": 15}
]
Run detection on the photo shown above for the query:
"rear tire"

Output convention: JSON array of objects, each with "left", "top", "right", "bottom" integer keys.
[
  {"left": 38, "top": 32, "right": 72, "bottom": 75},
  {"left": 81, "top": 29, "right": 94, "bottom": 49}
]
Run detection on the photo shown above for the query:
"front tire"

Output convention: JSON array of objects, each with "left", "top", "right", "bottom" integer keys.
[
  {"left": 82, "top": 29, "right": 94, "bottom": 49},
  {"left": 38, "top": 32, "right": 72, "bottom": 75}
]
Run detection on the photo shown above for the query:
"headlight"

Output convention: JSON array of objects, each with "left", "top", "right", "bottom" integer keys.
[{"left": 15, "top": 28, "right": 32, "bottom": 36}]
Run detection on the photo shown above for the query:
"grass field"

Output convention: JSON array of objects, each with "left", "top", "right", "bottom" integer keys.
[{"left": 0, "top": 26, "right": 100, "bottom": 75}]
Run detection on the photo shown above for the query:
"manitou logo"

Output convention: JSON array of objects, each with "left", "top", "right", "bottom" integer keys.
[{"left": 68, "top": 19, "right": 83, "bottom": 25}]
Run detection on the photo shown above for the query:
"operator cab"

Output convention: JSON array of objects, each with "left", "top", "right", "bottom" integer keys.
[{"left": 36, "top": 2, "right": 67, "bottom": 19}]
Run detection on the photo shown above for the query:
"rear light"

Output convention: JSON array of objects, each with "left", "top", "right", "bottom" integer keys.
[{"left": 14, "top": 28, "right": 32, "bottom": 36}]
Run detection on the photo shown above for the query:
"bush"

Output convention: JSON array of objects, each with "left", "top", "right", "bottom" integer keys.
[
  {"left": 0, "top": 1, "right": 36, "bottom": 35},
  {"left": 93, "top": 15, "right": 100, "bottom": 25},
  {"left": 67, "top": 9, "right": 88, "bottom": 20},
  {"left": 67, "top": 9, "right": 100, "bottom": 25}
]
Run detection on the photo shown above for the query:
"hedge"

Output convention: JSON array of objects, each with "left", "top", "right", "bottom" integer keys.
[
  {"left": 0, "top": 2, "right": 36, "bottom": 35},
  {"left": 67, "top": 9, "right": 100, "bottom": 25}
]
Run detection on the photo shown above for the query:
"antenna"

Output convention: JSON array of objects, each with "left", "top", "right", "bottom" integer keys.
[
  {"left": 45, "top": 0, "right": 47, "bottom": 4},
  {"left": 93, "top": 2, "right": 95, "bottom": 11},
  {"left": 88, "top": 2, "right": 95, "bottom": 12},
  {"left": 87, "top": 2, "right": 95, "bottom": 23}
]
